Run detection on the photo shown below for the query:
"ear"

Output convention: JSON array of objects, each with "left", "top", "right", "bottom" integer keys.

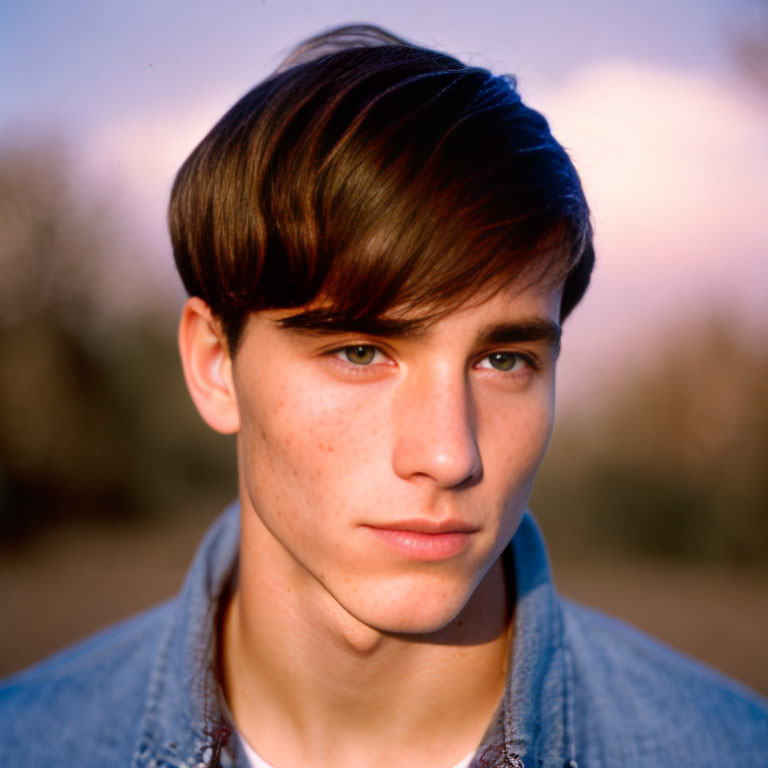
[{"left": 178, "top": 297, "right": 240, "bottom": 434}]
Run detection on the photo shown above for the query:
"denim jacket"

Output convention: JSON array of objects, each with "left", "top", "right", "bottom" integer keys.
[{"left": 2, "top": 503, "right": 767, "bottom": 767}]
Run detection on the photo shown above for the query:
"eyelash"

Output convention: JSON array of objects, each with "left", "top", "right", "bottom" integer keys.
[{"left": 327, "top": 344, "right": 538, "bottom": 374}]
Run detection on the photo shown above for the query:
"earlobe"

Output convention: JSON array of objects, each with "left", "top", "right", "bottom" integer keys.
[{"left": 178, "top": 297, "right": 240, "bottom": 435}]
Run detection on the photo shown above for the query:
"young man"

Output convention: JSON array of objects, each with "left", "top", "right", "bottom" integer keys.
[{"left": 2, "top": 24, "right": 767, "bottom": 768}]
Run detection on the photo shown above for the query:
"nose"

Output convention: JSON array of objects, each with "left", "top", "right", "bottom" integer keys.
[{"left": 391, "top": 367, "right": 482, "bottom": 488}]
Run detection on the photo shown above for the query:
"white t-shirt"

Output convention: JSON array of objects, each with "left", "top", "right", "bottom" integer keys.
[{"left": 238, "top": 732, "right": 475, "bottom": 768}]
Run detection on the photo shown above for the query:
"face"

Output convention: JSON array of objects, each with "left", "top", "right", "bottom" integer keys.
[{"left": 230, "top": 283, "right": 562, "bottom": 635}]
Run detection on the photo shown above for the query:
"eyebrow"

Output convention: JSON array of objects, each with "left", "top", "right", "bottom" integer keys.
[
  {"left": 278, "top": 308, "right": 561, "bottom": 350},
  {"left": 277, "top": 309, "right": 430, "bottom": 338},
  {"left": 478, "top": 320, "right": 562, "bottom": 350}
]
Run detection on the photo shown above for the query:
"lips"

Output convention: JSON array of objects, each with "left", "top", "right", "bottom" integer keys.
[{"left": 363, "top": 519, "right": 477, "bottom": 560}]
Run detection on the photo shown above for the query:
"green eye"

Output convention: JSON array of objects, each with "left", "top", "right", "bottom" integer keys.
[
  {"left": 488, "top": 352, "right": 519, "bottom": 371},
  {"left": 343, "top": 346, "right": 377, "bottom": 365}
]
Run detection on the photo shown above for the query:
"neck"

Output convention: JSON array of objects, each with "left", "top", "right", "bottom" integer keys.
[{"left": 220, "top": 515, "right": 512, "bottom": 768}]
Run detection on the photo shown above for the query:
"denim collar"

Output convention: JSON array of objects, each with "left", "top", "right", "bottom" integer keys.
[
  {"left": 130, "top": 502, "right": 240, "bottom": 768},
  {"left": 481, "top": 515, "right": 576, "bottom": 768},
  {"left": 130, "top": 503, "right": 575, "bottom": 768}
]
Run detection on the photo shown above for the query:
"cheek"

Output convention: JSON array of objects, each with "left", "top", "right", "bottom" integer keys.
[
  {"left": 479, "top": 393, "right": 555, "bottom": 494},
  {"left": 237, "top": 377, "right": 389, "bottom": 518}
]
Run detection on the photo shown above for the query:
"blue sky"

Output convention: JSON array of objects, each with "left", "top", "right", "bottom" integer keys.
[{"left": 1, "top": 0, "right": 745, "bottom": 132}]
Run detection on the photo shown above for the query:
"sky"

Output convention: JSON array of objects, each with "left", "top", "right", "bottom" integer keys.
[{"left": 2, "top": 0, "right": 767, "bottom": 406}]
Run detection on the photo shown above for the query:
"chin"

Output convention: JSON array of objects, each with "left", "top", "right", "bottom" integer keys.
[
  {"left": 342, "top": 574, "right": 478, "bottom": 637},
  {"left": 365, "top": 607, "right": 466, "bottom": 637},
  {"left": 380, "top": 611, "right": 463, "bottom": 636}
]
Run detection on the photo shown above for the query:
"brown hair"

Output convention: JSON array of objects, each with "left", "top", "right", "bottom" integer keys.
[{"left": 169, "top": 25, "right": 594, "bottom": 352}]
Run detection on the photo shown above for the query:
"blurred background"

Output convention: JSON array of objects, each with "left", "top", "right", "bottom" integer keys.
[{"left": 1, "top": 1, "right": 767, "bottom": 693}]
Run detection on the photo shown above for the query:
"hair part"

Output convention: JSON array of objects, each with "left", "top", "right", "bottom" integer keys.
[{"left": 169, "top": 25, "right": 594, "bottom": 354}]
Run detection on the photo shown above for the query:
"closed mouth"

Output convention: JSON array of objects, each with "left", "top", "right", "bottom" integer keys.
[
  {"left": 365, "top": 518, "right": 478, "bottom": 535},
  {"left": 362, "top": 521, "right": 477, "bottom": 560}
]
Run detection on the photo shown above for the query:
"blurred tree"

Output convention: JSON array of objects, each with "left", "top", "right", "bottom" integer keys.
[
  {"left": 533, "top": 319, "right": 768, "bottom": 565},
  {"left": 0, "top": 141, "right": 235, "bottom": 540},
  {"left": 731, "top": 0, "right": 768, "bottom": 92},
  {"left": 533, "top": 1, "right": 768, "bottom": 566}
]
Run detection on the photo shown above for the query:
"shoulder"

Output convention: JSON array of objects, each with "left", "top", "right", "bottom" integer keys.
[
  {"left": 0, "top": 601, "right": 173, "bottom": 767},
  {"left": 561, "top": 599, "right": 768, "bottom": 766}
]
